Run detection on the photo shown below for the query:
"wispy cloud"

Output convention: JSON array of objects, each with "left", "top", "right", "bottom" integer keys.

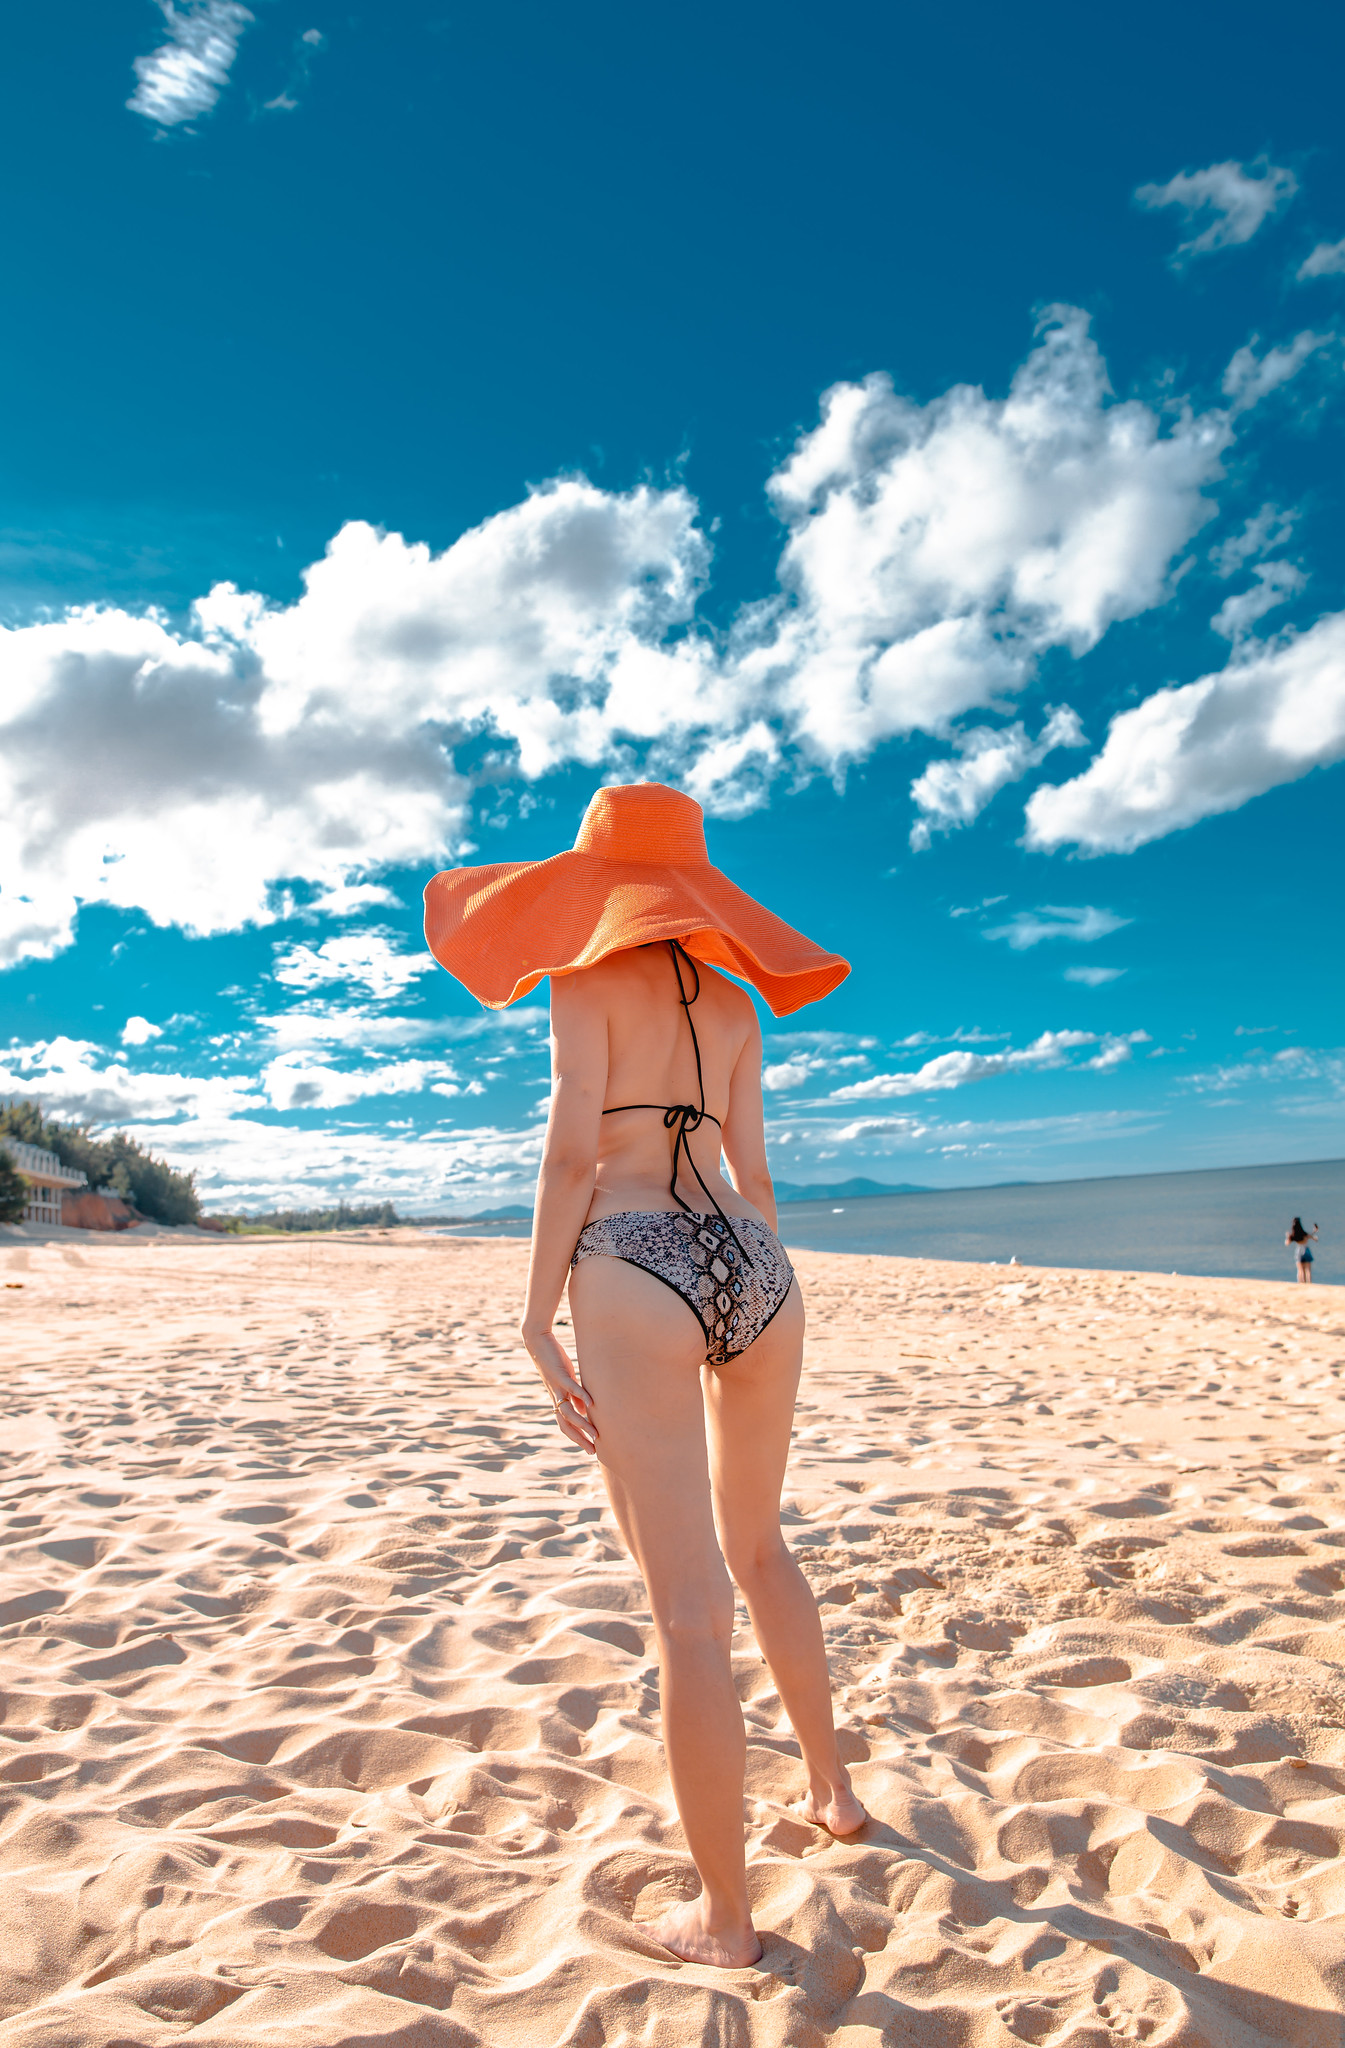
[
  {"left": 984, "top": 905, "right": 1130, "bottom": 950},
  {"left": 1211, "top": 560, "right": 1306, "bottom": 644},
  {"left": 1064, "top": 966, "right": 1126, "bottom": 987},
  {"left": 1298, "top": 239, "right": 1345, "bottom": 281},
  {"left": 128, "top": 1, "right": 255, "bottom": 128},
  {"left": 1135, "top": 158, "right": 1297, "bottom": 267},
  {"left": 909, "top": 706, "right": 1084, "bottom": 850},
  {"left": 806, "top": 1105, "right": 1157, "bottom": 1161},
  {"left": 1189, "top": 1045, "right": 1345, "bottom": 1099},
  {"left": 252, "top": 1001, "right": 544, "bottom": 1056},
  {"left": 759, "top": 1028, "right": 879, "bottom": 1092},
  {"left": 261, "top": 1053, "right": 464, "bottom": 1112},
  {"left": 262, "top": 24, "right": 327, "bottom": 115},
  {"left": 1209, "top": 503, "right": 1296, "bottom": 578},
  {"left": 1222, "top": 330, "right": 1334, "bottom": 413},
  {"left": 271, "top": 932, "right": 437, "bottom": 1000},
  {"left": 828, "top": 1028, "right": 1147, "bottom": 1100},
  {"left": 305, "top": 882, "right": 403, "bottom": 918},
  {"left": 762, "top": 1052, "right": 871, "bottom": 1092}
]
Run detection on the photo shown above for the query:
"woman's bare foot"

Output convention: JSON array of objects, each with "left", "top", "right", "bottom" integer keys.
[
  {"left": 798, "top": 1779, "right": 868, "bottom": 1836},
  {"left": 641, "top": 1898, "right": 763, "bottom": 1968}
]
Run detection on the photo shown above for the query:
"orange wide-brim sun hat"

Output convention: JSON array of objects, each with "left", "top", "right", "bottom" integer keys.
[{"left": 423, "top": 782, "right": 849, "bottom": 1017}]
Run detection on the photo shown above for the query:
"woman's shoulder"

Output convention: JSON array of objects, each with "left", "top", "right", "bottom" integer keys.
[
  {"left": 551, "top": 947, "right": 676, "bottom": 1013},
  {"left": 699, "top": 961, "right": 754, "bottom": 1005},
  {"left": 553, "top": 949, "right": 757, "bottom": 1029},
  {"left": 696, "top": 963, "right": 760, "bottom": 1032}
]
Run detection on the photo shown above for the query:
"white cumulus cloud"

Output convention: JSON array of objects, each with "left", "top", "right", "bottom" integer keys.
[
  {"left": 238, "top": 484, "right": 711, "bottom": 772},
  {"left": 741, "top": 307, "right": 1228, "bottom": 768},
  {"left": 0, "top": 1036, "right": 263, "bottom": 1126},
  {"left": 1025, "top": 610, "right": 1345, "bottom": 852},
  {"left": 128, "top": 0, "right": 254, "bottom": 127},
  {"left": 121, "top": 1015, "right": 164, "bottom": 1046},
  {"left": 0, "top": 305, "right": 1327, "bottom": 970},
  {"left": 0, "top": 481, "right": 698, "bottom": 968},
  {"left": 1086, "top": 1035, "right": 1146, "bottom": 1071},
  {"left": 762, "top": 1058, "right": 815, "bottom": 1092},
  {"left": 1135, "top": 159, "right": 1297, "bottom": 266}
]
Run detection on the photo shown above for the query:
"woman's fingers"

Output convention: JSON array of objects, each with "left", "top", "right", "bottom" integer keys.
[
  {"left": 541, "top": 1361, "right": 593, "bottom": 1418},
  {"left": 523, "top": 1329, "right": 599, "bottom": 1450},
  {"left": 553, "top": 1385, "right": 598, "bottom": 1452}
]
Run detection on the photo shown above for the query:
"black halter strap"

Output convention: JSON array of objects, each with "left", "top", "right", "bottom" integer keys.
[{"left": 601, "top": 940, "right": 754, "bottom": 1268}]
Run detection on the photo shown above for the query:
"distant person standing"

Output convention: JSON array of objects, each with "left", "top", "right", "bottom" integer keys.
[{"left": 1287, "top": 1216, "right": 1319, "bottom": 1283}]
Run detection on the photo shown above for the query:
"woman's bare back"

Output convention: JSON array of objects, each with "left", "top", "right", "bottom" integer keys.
[{"left": 566, "top": 944, "right": 765, "bottom": 1229}]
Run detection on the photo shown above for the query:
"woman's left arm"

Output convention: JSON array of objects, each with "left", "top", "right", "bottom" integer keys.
[
  {"left": 520, "top": 971, "right": 607, "bottom": 1453},
  {"left": 721, "top": 1006, "right": 777, "bottom": 1232}
]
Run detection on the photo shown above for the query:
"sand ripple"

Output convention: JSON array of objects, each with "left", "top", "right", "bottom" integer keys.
[{"left": 1, "top": 1233, "right": 1343, "bottom": 2044}]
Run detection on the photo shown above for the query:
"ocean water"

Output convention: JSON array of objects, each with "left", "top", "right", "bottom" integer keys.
[
  {"left": 773, "top": 1156, "right": 1342, "bottom": 1283},
  {"left": 424, "top": 1157, "right": 1341, "bottom": 1283}
]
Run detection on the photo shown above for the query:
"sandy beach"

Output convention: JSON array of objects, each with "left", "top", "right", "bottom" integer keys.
[{"left": 1, "top": 1229, "right": 1343, "bottom": 2047}]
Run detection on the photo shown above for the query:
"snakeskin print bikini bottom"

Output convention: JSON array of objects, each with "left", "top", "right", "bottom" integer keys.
[{"left": 571, "top": 1208, "right": 795, "bottom": 1365}]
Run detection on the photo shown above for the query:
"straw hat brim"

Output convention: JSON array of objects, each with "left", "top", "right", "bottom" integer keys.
[{"left": 423, "top": 849, "right": 849, "bottom": 1017}]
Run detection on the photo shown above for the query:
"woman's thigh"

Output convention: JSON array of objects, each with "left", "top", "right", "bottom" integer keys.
[
  {"left": 703, "top": 1281, "right": 805, "bottom": 1571},
  {"left": 568, "top": 1255, "right": 726, "bottom": 1616}
]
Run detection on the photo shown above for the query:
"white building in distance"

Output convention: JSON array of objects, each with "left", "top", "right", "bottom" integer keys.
[{"left": 0, "top": 1138, "right": 86, "bottom": 1227}]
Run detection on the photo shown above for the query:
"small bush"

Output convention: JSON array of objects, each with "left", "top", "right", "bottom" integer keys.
[{"left": 0, "top": 1148, "right": 28, "bottom": 1224}]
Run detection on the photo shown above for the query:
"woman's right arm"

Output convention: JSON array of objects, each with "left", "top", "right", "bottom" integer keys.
[
  {"left": 720, "top": 1006, "right": 777, "bottom": 1231},
  {"left": 520, "top": 971, "right": 607, "bottom": 1453}
]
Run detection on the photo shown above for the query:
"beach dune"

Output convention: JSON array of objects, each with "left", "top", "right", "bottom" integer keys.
[{"left": 1, "top": 1231, "right": 1343, "bottom": 2046}]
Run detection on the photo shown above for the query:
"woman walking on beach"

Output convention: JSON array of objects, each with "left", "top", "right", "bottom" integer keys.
[
  {"left": 425, "top": 784, "right": 865, "bottom": 1968},
  {"left": 1287, "top": 1216, "right": 1319, "bottom": 1283}
]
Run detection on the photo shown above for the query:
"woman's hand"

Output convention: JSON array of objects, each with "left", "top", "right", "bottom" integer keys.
[{"left": 521, "top": 1321, "right": 597, "bottom": 1454}]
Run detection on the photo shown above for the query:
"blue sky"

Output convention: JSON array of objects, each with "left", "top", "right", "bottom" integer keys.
[{"left": 1, "top": 0, "right": 1342, "bottom": 1212}]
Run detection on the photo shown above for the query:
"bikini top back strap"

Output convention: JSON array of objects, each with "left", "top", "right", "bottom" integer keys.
[
  {"left": 667, "top": 938, "right": 706, "bottom": 1117},
  {"left": 601, "top": 1105, "right": 722, "bottom": 1127}
]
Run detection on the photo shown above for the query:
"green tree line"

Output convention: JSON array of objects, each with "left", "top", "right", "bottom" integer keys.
[
  {"left": 0, "top": 1100, "right": 201, "bottom": 1226},
  {"left": 213, "top": 1200, "right": 400, "bottom": 1234}
]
